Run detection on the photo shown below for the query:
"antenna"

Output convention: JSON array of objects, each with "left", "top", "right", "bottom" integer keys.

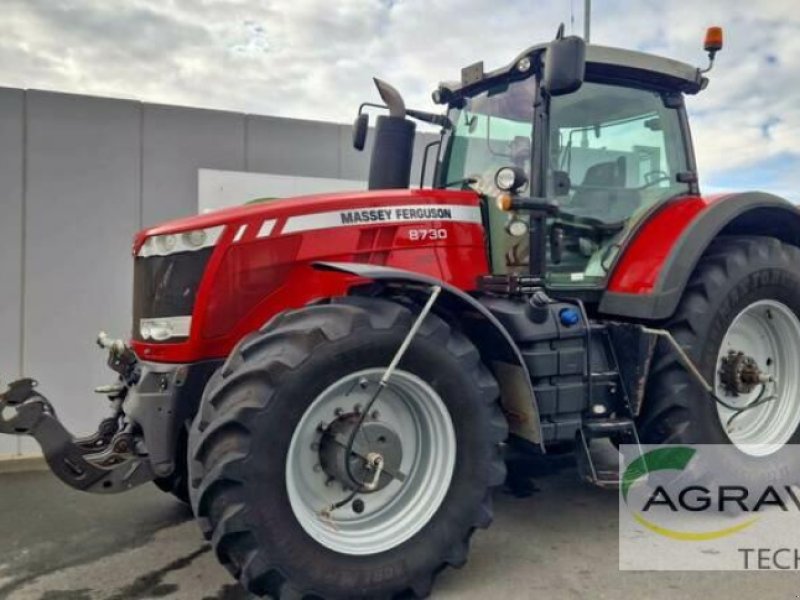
[
  {"left": 584, "top": 0, "right": 591, "bottom": 42},
  {"left": 570, "top": 0, "right": 575, "bottom": 34}
]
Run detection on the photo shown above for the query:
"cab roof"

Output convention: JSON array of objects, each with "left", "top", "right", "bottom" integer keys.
[{"left": 435, "top": 42, "right": 707, "bottom": 103}]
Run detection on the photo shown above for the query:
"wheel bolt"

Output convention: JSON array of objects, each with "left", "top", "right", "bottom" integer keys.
[
  {"left": 325, "top": 476, "right": 335, "bottom": 487},
  {"left": 371, "top": 411, "right": 380, "bottom": 420},
  {"left": 359, "top": 377, "right": 369, "bottom": 389},
  {"left": 352, "top": 499, "right": 365, "bottom": 514},
  {"left": 334, "top": 407, "right": 344, "bottom": 417},
  {"left": 317, "top": 421, "right": 327, "bottom": 432}
]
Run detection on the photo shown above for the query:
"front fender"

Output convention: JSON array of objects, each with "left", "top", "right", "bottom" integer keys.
[{"left": 314, "top": 261, "right": 543, "bottom": 448}]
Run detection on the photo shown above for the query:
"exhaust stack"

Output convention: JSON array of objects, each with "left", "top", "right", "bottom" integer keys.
[{"left": 368, "top": 79, "right": 416, "bottom": 190}]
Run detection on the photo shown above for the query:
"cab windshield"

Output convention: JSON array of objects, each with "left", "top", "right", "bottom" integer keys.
[{"left": 438, "top": 77, "right": 535, "bottom": 272}]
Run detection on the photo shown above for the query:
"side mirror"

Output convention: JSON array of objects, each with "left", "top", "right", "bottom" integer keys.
[
  {"left": 542, "top": 35, "right": 586, "bottom": 97},
  {"left": 352, "top": 113, "right": 368, "bottom": 151}
]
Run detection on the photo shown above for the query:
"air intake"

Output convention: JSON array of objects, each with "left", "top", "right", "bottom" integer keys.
[
  {"left": 367, "top": 79, "right": 415, "bottom": 190},
  {"left": 368, "top": 115, "right": 416, "bottom": 190}
]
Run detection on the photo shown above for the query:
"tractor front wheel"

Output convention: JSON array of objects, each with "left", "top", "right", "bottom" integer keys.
[{"left": 188, "top": 296, "right": 506, "bottom": 599}]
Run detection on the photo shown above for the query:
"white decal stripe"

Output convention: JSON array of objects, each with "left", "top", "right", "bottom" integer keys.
[
  {"left": 257, "top": 219, "right": 276, "bottom": 238},
  {"left": 233, "top": 224, "right": 247, "bottom": 242},
  {"left": 282, "top": 204, "right": 482, "bottom": 235}
]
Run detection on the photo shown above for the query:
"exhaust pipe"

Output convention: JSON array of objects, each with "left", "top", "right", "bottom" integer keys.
[{"left": 368, "top": 79, "right": 416, "bottom": 190}]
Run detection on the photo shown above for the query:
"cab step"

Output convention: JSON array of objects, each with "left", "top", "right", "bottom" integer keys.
[{"left": 577, "top": 417, "right": 642, "bottom": 489}]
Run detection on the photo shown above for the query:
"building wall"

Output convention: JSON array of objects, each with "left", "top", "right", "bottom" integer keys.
[
  {"left": 0, "top": 87, "right": 438, "bottom": 455},
  {"left": 0, "top": 89, "right": 23, "bottom": 454}
]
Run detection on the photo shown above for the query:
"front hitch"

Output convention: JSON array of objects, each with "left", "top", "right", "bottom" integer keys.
[{"left": 0, "top": 359, "right": 154, "bottom": 494}]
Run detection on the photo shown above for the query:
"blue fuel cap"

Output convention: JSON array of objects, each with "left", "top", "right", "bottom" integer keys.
[{"left": 559, "top": 307, "right": 580, "bottom": 327}]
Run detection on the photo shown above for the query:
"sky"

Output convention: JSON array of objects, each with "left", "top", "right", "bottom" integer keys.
[{"left": 2, "top": 0, "right": 800, "bottom": 200}]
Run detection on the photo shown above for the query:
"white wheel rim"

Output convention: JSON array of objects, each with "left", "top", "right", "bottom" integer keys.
[
  {"left": 715, "top": 300, "right": 800, "bottom": 456},
  {"left": 285, "top": 368, "right": 456, "bottom": 555}
]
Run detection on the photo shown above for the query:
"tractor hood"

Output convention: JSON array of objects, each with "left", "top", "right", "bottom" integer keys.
[
  {"left": 133, "top": 188, "right": 479, "bottom": 254},
  {"left": 129, "top": 186, "right": 487, "bottom": 364}
]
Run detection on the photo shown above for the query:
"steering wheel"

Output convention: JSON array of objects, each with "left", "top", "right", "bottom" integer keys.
[
  {"left": 640, "top": 170, "right": 671, "bottom": 189},
  {"left": 555, "top": 210, "right": 626, "bottom": 236}
]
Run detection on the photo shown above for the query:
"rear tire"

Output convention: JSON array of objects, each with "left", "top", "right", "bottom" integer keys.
[
  {"left": 188, "top": 296, "right": 507, "bottom": 599},
  {"left": 640, "top": 236, "right": 800, "bottom": 483}
]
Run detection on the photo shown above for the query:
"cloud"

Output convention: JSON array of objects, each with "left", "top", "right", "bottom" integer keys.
[{"left": 2, "top": 0, "right": 800, "bottom": 200}]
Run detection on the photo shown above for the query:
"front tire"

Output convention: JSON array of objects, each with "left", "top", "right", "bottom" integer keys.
[{"left": 188, "top": 296, "right": 507, "bottom": 599}]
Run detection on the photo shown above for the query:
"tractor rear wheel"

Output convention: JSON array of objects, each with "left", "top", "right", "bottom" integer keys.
[
  {"left": 640, "top": 237, "right": 800, "bottom": 479},
  {"left": 188, "top": 296, "right": 506, "bottom": 599}
]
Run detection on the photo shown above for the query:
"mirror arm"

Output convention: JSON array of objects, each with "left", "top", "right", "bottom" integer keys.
[
  {"left": 359, "top": 101, "right": 387, "bottom": 115},
  {"left": 406, "top": 109, "right": 452, "bottom": 130},
  {"left": 358, "top": 103, "right": 450, "bottom": 129}
]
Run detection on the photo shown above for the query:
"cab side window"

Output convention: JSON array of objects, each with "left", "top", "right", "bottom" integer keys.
[
  {"left": 542, "top": 82, "right": 692, "bottom": 286},
  {"left": 550, "top": 82, "right": 690, "bottom": 224}
]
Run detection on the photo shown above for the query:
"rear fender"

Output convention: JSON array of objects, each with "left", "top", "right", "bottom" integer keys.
[
  {"left": 600, "top": 192, "right": 800, "bottom": 320},
  {"left": 314, "top": 261, "right": 543, "bottom": 449}
]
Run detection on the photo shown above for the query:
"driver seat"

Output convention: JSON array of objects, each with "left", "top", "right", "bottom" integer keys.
[{"left": 569, "top": 157, "right": 640, "bottom": 223}]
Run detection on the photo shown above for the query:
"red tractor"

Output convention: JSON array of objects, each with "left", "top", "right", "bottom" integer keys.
[{"left": 2, "top": 25, "right": 798, "bottom": 598}]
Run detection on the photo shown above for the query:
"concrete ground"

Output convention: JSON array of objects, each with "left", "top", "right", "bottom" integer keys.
[{"left": 0, "top": 465, "right": 797, "bottom": 600}]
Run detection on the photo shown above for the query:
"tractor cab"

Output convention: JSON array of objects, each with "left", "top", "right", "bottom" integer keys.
[{"left": 433, "top": 39, "right": 706, "bottom": 290}]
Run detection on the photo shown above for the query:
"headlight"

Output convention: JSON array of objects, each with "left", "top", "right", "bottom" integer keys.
[
  {"left": 158, "top": 234, "right": 177, "bottom": 253},
  {"left": 506, "top": 217, "right": 529, "bottom": 237},
  {"left": 494, "top": 166, "right": 528, "bottom": 193},
  {"left": 139, "top": 316, "right": 192, "bottom": 341},
  {"left": 183, "top": 229, "right": 207, "bottom": 248},
  {"left": 138, "top": 226, "right": 223, "bottom": 257}
]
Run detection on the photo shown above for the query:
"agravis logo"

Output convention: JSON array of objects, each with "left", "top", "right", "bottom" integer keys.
[
  {"left": 621, "top": 446, "right": 763, "bottom": 541},
  {"left": 620, "top": 444, "right": 800, "bottom": 571}
]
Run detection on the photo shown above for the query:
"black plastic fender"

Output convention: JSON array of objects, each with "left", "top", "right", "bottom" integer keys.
[
  {"left": 600, "top": 192, "right": 800, "bottom": 320},
  {"left": 314, "top": 261, "right": 543, "bottom": 448}
]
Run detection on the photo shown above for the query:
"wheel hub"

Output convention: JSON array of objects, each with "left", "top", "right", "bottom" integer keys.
[
  {"left": 318, "top": 416, "right": 403, "bottom": 493},
  {"left": 718, "top": 349, "right": 766, "bottom": 396},
  {"left": 286, "top": 368, "right": 456, "bottom": 555},
  {"left": 714, "top": 299, "right": 800, "bottom": 455}
]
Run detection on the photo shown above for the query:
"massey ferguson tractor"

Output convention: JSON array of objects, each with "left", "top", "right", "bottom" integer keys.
[{"left": 1, "top": 24, "right": 799, "bottom": 598}]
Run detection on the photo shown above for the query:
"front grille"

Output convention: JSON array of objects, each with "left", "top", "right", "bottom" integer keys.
[{"left": 132, "top": 248, "right": 213, "bottom": 341}]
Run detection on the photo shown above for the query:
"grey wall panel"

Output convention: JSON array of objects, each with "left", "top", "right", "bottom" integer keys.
[
  {"left": 24, "top": 91, "right": 140, "bottom": 436},
  {"left": 247, "top": 115, "right": 341, "bottom": 178},
  {"left": 142, "top": 105, "right": 246, "bottom": 227},
  {"left": 0, "top": 89, "right": 23, "bottom": 455}
]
